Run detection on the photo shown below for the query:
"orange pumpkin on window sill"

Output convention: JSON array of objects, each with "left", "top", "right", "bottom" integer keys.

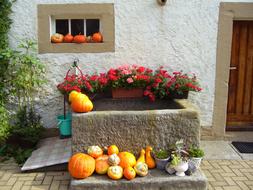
[
  {"left": 64, "top": 33, "right": 74, "bottom": 43},
  {"left": 51, "top": 33, "right": 64, "bottom": 43},
  {"left": 51, "top": 33, "right": 104, "bottom": 44},
  {"left": 73, "top": 34, "right": 86, "bottom": 43},
  {"left": 92, "top": 32, "right": 103, "bottom": 43}
]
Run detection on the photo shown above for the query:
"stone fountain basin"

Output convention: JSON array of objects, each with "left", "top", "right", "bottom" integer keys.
[{"left": 72, "top": 99, "right": 200, "bottom": 155}]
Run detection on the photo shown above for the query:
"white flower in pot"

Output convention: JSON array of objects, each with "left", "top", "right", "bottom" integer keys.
[
  {"left": 171, "top": 154, "right": 188, "bottom": 177},
  {"left": 188, "top": 146, "right": 204, "bottom": 169}
]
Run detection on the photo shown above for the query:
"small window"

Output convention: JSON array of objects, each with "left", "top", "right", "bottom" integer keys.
[
  {"left": 56, "top": 19, "right": 69, "bottom": 35},
  {"left": 71, "top": 19, "right": 84, "bottom": 36},
  {"left": 38, "top": 3, "right": 115, "bottom": 53},
  {"left": 86, "top": 19, "right": 100, "bottom": 36},
  {"left": 55, "top": 19, "right": 100, "bottom": 37}
]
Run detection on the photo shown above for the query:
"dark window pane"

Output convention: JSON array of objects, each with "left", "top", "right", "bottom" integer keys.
[
  {"left": 86, "top": 19, "right": 100, "bottom": 36},
  {"left": 71, "top": 19, "right": 84, "bottom": 36},
  {"left": 56, "top": 19, "right": 69, "bottom": 35}
]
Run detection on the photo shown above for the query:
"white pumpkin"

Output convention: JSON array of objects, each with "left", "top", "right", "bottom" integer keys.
[{"left": 108, "top": 153, "right": 120, "bottom": 166}]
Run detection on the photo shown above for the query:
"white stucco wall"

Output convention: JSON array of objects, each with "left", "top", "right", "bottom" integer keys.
[{"left": 8, "top": 0, "right": 253, "bottom": 128}]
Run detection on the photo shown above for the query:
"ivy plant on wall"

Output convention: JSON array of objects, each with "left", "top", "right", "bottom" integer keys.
[{"left": 0, "top": 0, "right": 13, "bottom": 145}]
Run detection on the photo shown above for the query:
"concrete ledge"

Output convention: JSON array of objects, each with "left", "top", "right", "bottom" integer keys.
[{"left": 71, "top": 169, "right": 207, "bottom": 190}]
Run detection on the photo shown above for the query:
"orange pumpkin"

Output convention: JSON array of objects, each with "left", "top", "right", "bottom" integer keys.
[
  {"left": 92, "top": 32, "right": 103, "bottom": 43},
  {"left": 108, "top": 145, "right": 119, "bottom": 155},
  {"left": 118, "top": 152, "right": 136, "bottom": 169},
  {"left": 107, "top": 166, "right": 123, "bottom": 180},
  {"left": 51, "top": 33, "right": 64, "bottom": 43},
  {"left": 68, "top": 153, "right": 95, "bottom": 179},
  {"left": 64, "top": 33, "right": 74, "bottom": 43},
  {"left": 87, "top": 146, "right": 103, "bottom": 159},
  {"left": 96, "top": 155, "right": 109, "bottom": 161},
  {"left": 123, "top": 166, "right": 136, "bottom": 180},
  {"left": 69, "top": 91, "right": 80, "bottom": 102},
  {"left": 73, "top": 34, "right": 86, "bottom": 43},
  {"left": 71, "top": 98, "right": 93, "bottom": 113},
  {"left": 95, "top": 156, "right": 109, "bottom": 174},
  {"left": 69, "top": 92, "right": 89, "bottom": 103},
  {"left": 145, "top": 146, "right": 156, "bottom": 169}
]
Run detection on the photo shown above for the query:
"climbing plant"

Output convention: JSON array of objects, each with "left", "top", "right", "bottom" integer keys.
[
  {"left": 0, "top": 0, "right": 14, "bottom": 102},
  {"left": 0, "top": 0, "right": 13, "bottom": 145}
]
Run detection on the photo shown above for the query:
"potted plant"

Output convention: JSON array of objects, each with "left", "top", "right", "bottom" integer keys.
[
  {"left": 169, "top": 139, "right": 189, "bottom": 177},
  {"left": 188, "top": 146, "right": 204, "bottom": 169},
  {"left": 143, "top": 68, "right": 202, "bottom": 101},
  {"left": 170, "top": 72, "right": 202, "bottom": 99},
  {"left": 171, "top": 154, "right": 188, "bottom": 177},
  {"left": 153, "top": 149, "right": 170, "bottom": 170},
  {"left": 57, "top": 59, "right": 109, "bottom": 101},
  {"left": 107, "top": 65, "right": 152, "bottom": 98}
]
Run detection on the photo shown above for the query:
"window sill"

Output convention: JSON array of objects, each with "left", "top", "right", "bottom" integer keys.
[{"left": 38, "top": 42, "right": 115, "bottom": 54}]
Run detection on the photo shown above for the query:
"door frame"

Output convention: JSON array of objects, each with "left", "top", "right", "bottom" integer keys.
[{"left": 213, "top": 2, "right": 253, "bottom": 138}]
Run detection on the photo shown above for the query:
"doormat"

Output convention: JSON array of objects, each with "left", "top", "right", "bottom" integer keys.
[{"left": 232, "top": 142, "right": 253, "bottom": 153}]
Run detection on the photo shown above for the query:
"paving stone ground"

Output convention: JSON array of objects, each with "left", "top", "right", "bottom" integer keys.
[
  {"left": 1, "top": 158, "right": 253, "bottom": 190},
  {"left": 202, "top": 160, "right": 253, "bottom": 190},
  {"left": 0, "top": 158, "right": 70, "bottom": 190}
]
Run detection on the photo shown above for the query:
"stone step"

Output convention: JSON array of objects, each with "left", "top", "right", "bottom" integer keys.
[{"left": 70, "top": 169, "right": 207, "bottom": 190}]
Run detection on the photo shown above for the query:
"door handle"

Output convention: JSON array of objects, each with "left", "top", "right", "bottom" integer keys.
[{"left": 230, "top": 67, "right": 237, "bottom": 70}]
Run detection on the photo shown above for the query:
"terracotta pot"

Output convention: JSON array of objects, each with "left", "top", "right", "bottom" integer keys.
[
  {"left": 112, "top": 88, "right": 143, "bottom": 98},
  {"left": 82, "top": 91, "right": 111, "bottom": 100}
]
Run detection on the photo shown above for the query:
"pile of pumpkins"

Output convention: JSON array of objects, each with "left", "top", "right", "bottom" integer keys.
[
  {"left": 68, "top": 145, "right": 156, "bottom": 180},
  {"left": 51, "top": 32, "right": 103, "bottom": 43},
  {"left": 69, "top": 91, "right": 93, "bottom": 113}
]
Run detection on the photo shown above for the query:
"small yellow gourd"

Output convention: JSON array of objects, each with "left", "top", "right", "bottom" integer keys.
[
  {"left": 136, "top": 149, "right": 145, "bottom": 164},
  {"left": 145, "top": 146, "right": 156, "bottom": 169},
  {"left": 134, "top": 162, "right": 148, "bottom": 177}
]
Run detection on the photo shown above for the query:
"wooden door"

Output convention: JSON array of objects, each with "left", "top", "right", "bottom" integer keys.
[{"left": 226, "top": 21, "right": 253, "bottom": 131}]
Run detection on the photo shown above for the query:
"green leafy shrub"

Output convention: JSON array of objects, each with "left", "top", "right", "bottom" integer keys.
[
  {"left": 0, "top": 144, "right": 33, "bottom": 165},
  {"left": 12, "top": 106, "right": 44, "bottom": 146},
  {"left": 0, "top": 1, "right": 45, "bottom": 165},
  {"left": 0, "top": 105, "right": 10, "bottom": 145},
  {"left": 13, "top": 148, "right": 33, "bottom": 165},
  {"left": 6, "top": 40, "right": 46, "bottom": 107}
]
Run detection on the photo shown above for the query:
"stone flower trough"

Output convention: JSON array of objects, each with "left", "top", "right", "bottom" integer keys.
[{"left": 72, "top": 98, "right": 200, "bottom": 155}]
